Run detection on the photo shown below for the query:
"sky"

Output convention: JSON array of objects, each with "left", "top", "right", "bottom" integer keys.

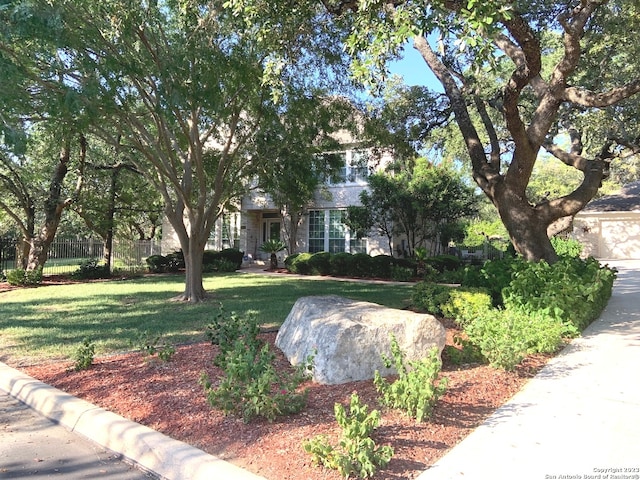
[{"left": 387, "top": 43, "right": 442, "bottom": 91}]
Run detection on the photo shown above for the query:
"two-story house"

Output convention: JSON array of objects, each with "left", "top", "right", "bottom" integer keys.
[{"left": 160, "top": 142, "right": 394, "bottom": 264}]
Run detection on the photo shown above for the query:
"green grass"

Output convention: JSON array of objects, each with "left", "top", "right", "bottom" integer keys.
[{"left": 0, "top": 272, "right": 413, "bottom": 365}]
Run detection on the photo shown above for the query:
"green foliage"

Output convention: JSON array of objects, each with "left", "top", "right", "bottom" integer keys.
[
  {"left": 71, "top": 259, "right": 110, "bottom": 280},
  {"left": 352, "top": 252, "right": 373, "bottom": 277},
  {"left": 411, "top": 282, "right": 455, "bottom": 316},
  {"left": 205, "top": 304, "right": 261, "bottom": 366},
  {"left": 502, "top": 257, "right": 617, "bottom": 332},
  {"left": 201, "top": 305, "right": 312, "bottom": 423},
  {"left": 285, "top": 252, "right": 313, "bottom": 274},
  {"left": 426, "top": 254, "right": 462, "bottom": 273},
  {"left": 390, "top": 265, "right": 413, "bottom": 282},
  {"left": 308, "top": 251, "right": 332, "bottom": 275},
  {"left": 463, "top": 308, "right": 566, "bottom": 370},
  {"left": 303, "top": 393, "right": 393, "bottom": 479},
  {"left": 374, "top": 338, "right": 447, "bottom": 422},
  {"left": 259, "top": 239, "right": 287, "bottom": 254},
  {"left": 330, "top": 252, "right": 356, "bottom": 276},
  {"left": 444, "top": 335, "right": 484, "bottom": 366},
  {"left": 461, "top": 257, "right": 522, "bottom": 306},
  {"left": 440, "top": 288, "right": 493, "bottom": 327},
  {"left": 6, "top": 267, "right": 43, "bottom": 286},
  {"left": 73, "top": 338, "right": 96, "bottom": 371},
  {"left": 551, "top": 237, "right": 583, "bottom": 258},
  {"left": 132, "top": 330, "right": 175, "bottom": 362},
  {"left": 146, "top": 254, "right": 169, "bottom": 273}
]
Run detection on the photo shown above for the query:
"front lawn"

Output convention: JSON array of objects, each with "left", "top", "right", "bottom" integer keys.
[{"left": 0, "top": 271, "right": 413, "bottom": 365}]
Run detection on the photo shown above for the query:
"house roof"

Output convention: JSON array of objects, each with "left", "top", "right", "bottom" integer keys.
[{"left": 583, "top": 181, "right": 640, "bottom": 212}]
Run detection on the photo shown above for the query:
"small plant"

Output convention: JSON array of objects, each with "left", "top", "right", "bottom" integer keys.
[
  {"left": 303, "top": 392, "right": 393, "bottom": 479},
  {"left": 6, "top": 267, "right": 43, "bottom": 286},
  {"left": 71, "top": 259, "right": 110, "bottom": 280},
  {"left": 201, "top": 304, "right": 312, "bottom": 422},
  {"left": 259, "top": 239, "right": 287, "bottom": 270},
  {"left": 73, "top": 338, "right": 96, "bottom": 371},
  {"left": 133, "top": 330, "right": 176, "bottom": 362},
  {"left": 205, "top": 304, "right": 260, "bottom": 366},
  {"left": 374, "top": 337, "right": 447, "bottom": 422},
  {"left": 411, "top": 282, "right": 455, "bottom": 315},
  {"left": 444, "top": 335, "right": 485, "bottom": 365}
]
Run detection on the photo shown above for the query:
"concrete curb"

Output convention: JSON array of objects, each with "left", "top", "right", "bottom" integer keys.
[{"left": 0, "top": 363, "right": 266, "bottom": 480}]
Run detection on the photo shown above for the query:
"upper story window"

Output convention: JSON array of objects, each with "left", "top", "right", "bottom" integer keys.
[{"left": 324, "top": 149, "right": 371, "bottom": 185}]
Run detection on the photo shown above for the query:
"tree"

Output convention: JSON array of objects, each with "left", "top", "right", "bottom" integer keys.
[
  {"left": 339, "top": 0, "right": 640, "bottom": 262},
  {"left": 1, "top": 0, "right": 349, "bottom": 302},
  {"left": 254, "top": 95, "right": 355, "bottom": 255},
  {"left": 230, "top": 0, "right": 640, "bottom": 262},
  {"left": 348, "top": 159, "right": 477, "bottom": 257}
]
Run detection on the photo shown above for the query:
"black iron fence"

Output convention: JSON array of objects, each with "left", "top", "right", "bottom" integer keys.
[{"left": 0, "top": 237, "right": 161, "bottom": 275}]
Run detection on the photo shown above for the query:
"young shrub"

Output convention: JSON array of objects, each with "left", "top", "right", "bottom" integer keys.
[
  {"left": 146, "top": 254, "right": 169, "bottom": 273},
  {"left": 374, "top": 337, "right": 447, "bottom": 422},
  {"left": 461, "top": 257, "right": 523, "bottom": 306},
  {"left": 133, "top": 331, "right": 175, "bottom": 362},
  {"left": 411, "top": 282, "right": 455, "bottom": 316},
  {"left": 443, "top": 335, "right": 485, "bottom": 366},
  {"left": 71, "top": 259, "right": 110, "bottom": 280},
  {"left": 440, "top": 287, "right": 493, "bottom": 326},
  {"left": 73, "top": 338, "right": 96, "bottom": 371},
  {"left": 200, "top": 341, "right": 312, "bottom": 423},
  {"left": 6, "top": 267, "right": 43, "bottom": 286},
  {"left": 201, "top": 305, "right": 312, "bottom": 422},
  {"left": 426, "top": 254, "right": 462, "bottom": 273},
  {"left": 303, "top": 392, "right": 393, "bottom": 479}
]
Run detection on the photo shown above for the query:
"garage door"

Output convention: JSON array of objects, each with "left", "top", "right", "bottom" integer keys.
[{"left": 600, "top": 220, "right": 640, "bottom": 259}]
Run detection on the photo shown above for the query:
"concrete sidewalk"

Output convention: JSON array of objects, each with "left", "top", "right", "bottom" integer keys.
[
  {"left": 417, "top": 260, "right": 640, "bottom": 480},
  {"left": 1, "top": 260, "right": 638, "bottom": 480}
]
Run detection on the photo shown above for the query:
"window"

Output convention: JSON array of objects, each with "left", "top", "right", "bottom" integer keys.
[
  {"left": 308, "top": 210, "right": 325, "bottom": 253},
  {"left": 308, "top": 209, "right": 368, "bottom": 254},
  {"left": 324, "top": 150, "right": 370, "bottom": 185}
]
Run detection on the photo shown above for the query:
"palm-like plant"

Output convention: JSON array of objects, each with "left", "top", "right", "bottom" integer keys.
[{"left": 260, "top": 239, "right": 287, "bottom": 270}]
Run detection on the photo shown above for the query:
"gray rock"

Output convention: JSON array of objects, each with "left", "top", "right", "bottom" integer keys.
[{"left": 275, "top": 295, "right": 446, "bottom": 385}]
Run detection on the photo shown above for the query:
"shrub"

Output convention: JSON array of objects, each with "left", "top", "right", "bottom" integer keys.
[
  {"left": 390, "top": 265, "right": 414, "bottom": 282},
  {"left": 440, "top": 288, "right": 493, "bottom": 327},
  {"left": 369, "top": 255, "right": 393, "bottom": 279},
  {"left": 219, "top": 248, "right": 244, "bottom": 270},
  {"left": 6, "top": 267, "right": 43, "bottom": 286},
  {"left": 286, "top": 252, "right": 313, "bottom": 274},
  {"left": 308, "top": 251, "right": 332, "bottom": 275},
  {"left": 443, "top": 335, "right": 485, "bottom": 365},
  {"left": 201, "top": 305, "right": 312, "bottom": 422},
  {"left": 71, "top": 259, "right": 110, "bottom": 280},
  {"left": 303, "top": 392, "right": 393, "bottom": 479},
  {"left": 352, "top": 252, "right": 373, "bottom": 277},
  {"left": 461, "top": 257, "right": 523, "bottom": 306},
  {"left": 463, "top": 307, "right": 566, "bottom": 370},
  {"left": 502, "top": 256, "right": 616, "bottom": 332},
  {"left": 146, "top": 254, "right": 170, "bottom": 273},
  {"left": 330, "top": 252, "right": 355, "bottom": 276},
  {"left": 133, "top": 331, "right": 175, "bottom": 362},
  {"left": 284, "top": 253, "right": 299, "bottom": 270},
  {"left": 411, "top": 282, "right": 455, "bottom": 315},
  {"left": 426, "top": 254, "right": 462, "bottom": 273},
  {"left": 73, "top": 338, "right": 96, "bottom": 371},
  {"left": 165, "top": 250, "right": 184, "bottom": 270},
  {"left": 374, "top": 337, "right": 447, "bottom": 422}
]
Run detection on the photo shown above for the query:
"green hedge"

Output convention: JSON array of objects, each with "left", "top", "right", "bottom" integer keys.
[
  {"left": 146, "top": 248, "right": 243, "bottom": 273},
  {"left": 284, "top": 252, "right": 418, "bottom": 280},
  {"left": 411, "top": 256, "right": 617, "bottom": 370}
]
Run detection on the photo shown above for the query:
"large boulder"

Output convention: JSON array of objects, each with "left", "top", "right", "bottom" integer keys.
[{"left": 275, "top": 295, "right": 446, "bottom": 385}]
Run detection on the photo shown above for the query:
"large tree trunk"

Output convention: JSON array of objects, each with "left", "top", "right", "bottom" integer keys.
[
  {"left": 25, "top": 138, "right": 79, "bottom": 272},
  {"left": 176, "top": 237, "right": 206, "bottom": 303}
]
